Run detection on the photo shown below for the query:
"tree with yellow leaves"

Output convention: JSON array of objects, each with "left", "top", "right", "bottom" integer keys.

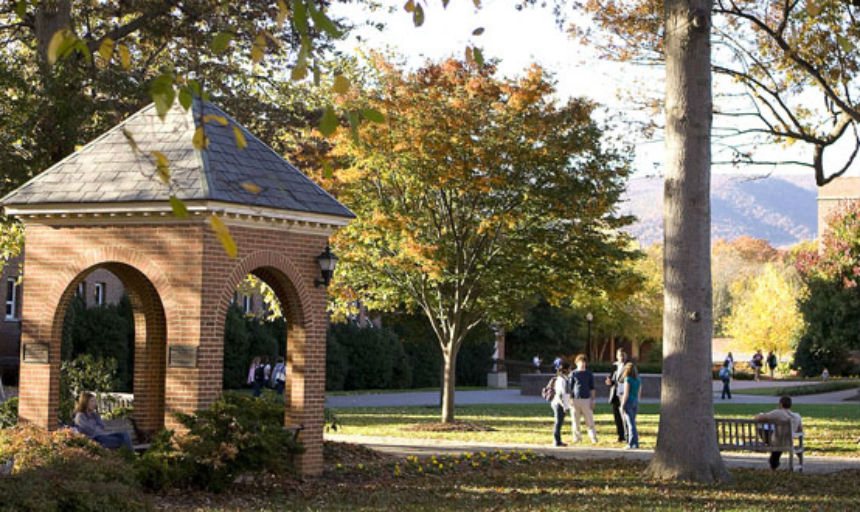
[
  {"left": 723, "top": 263, "right": 806, "bottom": 359},
  {"left": 330, "top": 56, "right": 637, "bottom": 423}
]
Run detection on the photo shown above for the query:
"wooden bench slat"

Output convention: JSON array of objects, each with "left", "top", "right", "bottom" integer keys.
[{"left": 714, "top": 417, "right": 803, "bottom": 471}]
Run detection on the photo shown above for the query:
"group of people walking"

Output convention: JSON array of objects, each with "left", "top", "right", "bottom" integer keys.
[
  {"left": 247, "top": 355, "right": 287, "bottom": 396},
  {"left": 550, "top": 350, "right": 641, "bottom": 450},
  {"left": 720, "top": 349, "right": 781, "bottom": 400}
]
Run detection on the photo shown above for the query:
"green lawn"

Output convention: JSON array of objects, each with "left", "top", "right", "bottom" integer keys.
[
  {"left": 326, "top": 386, "right": 504, "bottom": 396},
  {"left": 330, "top": 403, "right": 860, "bottom": 458},
  {"left": 734, "top": 380, "right": 860, "bottom": 396},
  {"left": 155, "top": 449, "right": 860, "bottom": 511}
]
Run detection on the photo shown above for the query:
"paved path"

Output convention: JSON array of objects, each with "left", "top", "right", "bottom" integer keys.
[
  {"left": 325, "top": 433, "right": 860, "bottom": 475},
  {"left": 326, "top": 383, "right": 860, "bottom": 408}
]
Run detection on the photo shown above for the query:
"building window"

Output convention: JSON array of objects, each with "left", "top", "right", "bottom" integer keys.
[
  {"left": 76, "top": 282, "right": 86, "bottom": 300},
  {"left": 243, "top": 295, "right": 253, "bottom": 314},
  {"left": 5, "top": 278, "right": 19, "bottom": 321},
  {"left": 94, "top": 282, "right": 106, "bottom": 306},
  {"left": 231, "top": 291, "right": 238, "bottom": 305}
]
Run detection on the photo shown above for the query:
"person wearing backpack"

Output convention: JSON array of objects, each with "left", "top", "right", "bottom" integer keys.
[
  {"left": 767, "top": 351, "right": 778, "bottom": 380},
  {"left": 549, "top": 362, "right": 572, "bottom": 447},
  {"left": 252, "top": 357, "right": 266, "bottom": 397},
  {"left": 271, "top": 356, "right": 287, "bottom": 394},
  {"left": 719, "top": 360, "right": 732, "bottom": 400},
  {"left": 247, "top": 356, "right": 261, "bottom": 388}
]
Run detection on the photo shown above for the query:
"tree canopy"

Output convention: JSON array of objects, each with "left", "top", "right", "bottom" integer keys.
[
  {"left": 330, "top": 56, "right": 637, "bottom": 422},
  {"left": 573, "top": 0, "right": 860, "bottom": 185},
  {"left": 0, "top": 0, "right": 346, "bottom": 256},
  {"left": 723, "top": 262, "right": 806, "bottom": 356},
  {"left": 793, "top": 201, "right": 860, "bottom": 375}
]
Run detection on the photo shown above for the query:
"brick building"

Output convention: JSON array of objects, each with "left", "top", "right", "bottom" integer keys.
[
  {"left": 1, "top": 100, "right": 353, "bottom": 475},
  {"left": 817, "top": 176, "right": 860, "bottom": 237}
]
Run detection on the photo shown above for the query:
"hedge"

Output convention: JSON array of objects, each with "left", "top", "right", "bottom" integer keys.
[{"left": 326, "top": 315, "right": 495, "bottom": 391}]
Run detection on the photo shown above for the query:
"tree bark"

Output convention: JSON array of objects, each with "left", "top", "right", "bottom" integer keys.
[
  {"left": 440, "top": 343, "right": 458, "bottom": 423},
  {"left": 34, "top": 0, "right": 72, "bottom": 63},
  {"left": 647, "top": 0, "right": 732, "bottom": 483}
]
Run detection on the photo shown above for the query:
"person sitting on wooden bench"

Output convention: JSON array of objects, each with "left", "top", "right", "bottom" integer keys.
[
  {"left": 755, "top": 395, "right": 802, "bottom": 471},
  {"left": 73, "top": 391, "right": 133, "bottom": 451}
]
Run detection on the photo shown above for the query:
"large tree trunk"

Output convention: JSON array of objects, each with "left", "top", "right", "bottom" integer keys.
[
  {"left": 647, "top": 0, "right": 731, "bottom": 483},
  {"left": 440, "top": 343, "right": 458, "bottom": 423}
]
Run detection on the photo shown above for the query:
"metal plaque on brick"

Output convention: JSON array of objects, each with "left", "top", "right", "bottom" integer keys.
[
  {"left": 168, "top": 345, "right": 197, "bottom": 368},
  {"left": 23, "top": 343, "right": 50, "bottom": 364}
]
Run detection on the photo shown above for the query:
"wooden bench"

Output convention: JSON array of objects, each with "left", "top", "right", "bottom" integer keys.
[
  {"left": 103, "top": 417, "right": 151, "bottom": 453},
  {"left": 715, "top": 417, "right": 804, "bottom": 471}
]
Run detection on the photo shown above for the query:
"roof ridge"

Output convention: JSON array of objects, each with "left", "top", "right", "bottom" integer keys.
[
  {"left": 192, "top": 99, "right": 214, "bottom": 199},
  {"left": 199, "top": 101, "right": 348, "bottom": 212}
]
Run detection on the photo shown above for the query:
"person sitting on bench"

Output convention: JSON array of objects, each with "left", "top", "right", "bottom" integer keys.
[
  {"left": 755, "top": 395, "right": 803, "bottom": 470},
  {"left": 73, "top": 391, "right": 132, "bottom": 451}
]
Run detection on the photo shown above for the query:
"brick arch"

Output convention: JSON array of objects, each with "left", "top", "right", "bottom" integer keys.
[
  {"left": 47, "top": 247, "right": 175, "bottom": 337},
  {"left": 43, "top": 249, "right": 169, "bottom": 433},
  {"left": 212, "top": 250, "right": 315, "bottom": 431},
  {"left": 216, "top": 250, "right": 311, "bottom": 329}
]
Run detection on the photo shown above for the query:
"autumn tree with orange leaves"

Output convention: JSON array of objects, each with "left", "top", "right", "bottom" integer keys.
[{"left": 330, "top": 57, "right": 637, "bottom": 423}]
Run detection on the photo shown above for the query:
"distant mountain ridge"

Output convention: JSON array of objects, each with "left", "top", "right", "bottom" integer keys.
[{"left": 621, "top": 174, "right": 819, "bottom": 248}]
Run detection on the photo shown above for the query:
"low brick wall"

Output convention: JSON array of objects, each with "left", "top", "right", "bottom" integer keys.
[{"left": 521, "top": 373, "right": 662, "bottom": 399}]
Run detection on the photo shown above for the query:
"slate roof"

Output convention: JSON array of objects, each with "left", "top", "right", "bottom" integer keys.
[{"left": 0, "top": 100, "right": 354, "bottom": 219}]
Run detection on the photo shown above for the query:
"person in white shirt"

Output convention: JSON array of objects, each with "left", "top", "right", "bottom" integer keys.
[
  {"left": 271, "top": 356, "right": 287, "bottom": 394},
  {"left": 550, "top": 362, "right": 572, "bottom": 447},
  {"left": 755, "top": 395, "right": 803, "bottom": 470}
]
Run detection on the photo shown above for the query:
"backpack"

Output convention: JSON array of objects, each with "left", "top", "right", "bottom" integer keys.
[
  {"left": 719, "top": 367, "right": 729, "bottom": 379},
  {"left": 254, "top": 365, "right": 265, "bottom": 383},
  {"left": 270, "top": 363, "right": 285, "bottom": 386},
  {"left": 541, "top": 376, "right": 558, "bottom": 402}
]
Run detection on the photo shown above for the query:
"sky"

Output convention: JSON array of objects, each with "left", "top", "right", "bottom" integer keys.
[{"left": 329, "top": 0, "right": 858, "bottom": 181}]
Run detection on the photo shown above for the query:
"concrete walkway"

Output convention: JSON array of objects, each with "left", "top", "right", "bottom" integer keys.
[
  {"left": 326, "top": 383, "right": 860, "bottom": 408},
  {"left": 325, "top": 433, "right": 860, "bottom": 475}
]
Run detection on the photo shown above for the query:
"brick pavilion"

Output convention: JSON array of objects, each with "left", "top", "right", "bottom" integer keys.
[{"left": 0, "top": 99, "right": 354, "bottom": 475}]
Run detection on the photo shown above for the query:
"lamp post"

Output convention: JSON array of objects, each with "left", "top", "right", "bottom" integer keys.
[
  {"left": 314, "top": 245, "right": 338, "bottom": 287},
  {"left": 586, "top": 312, "right": 593, "bottom": 359}
]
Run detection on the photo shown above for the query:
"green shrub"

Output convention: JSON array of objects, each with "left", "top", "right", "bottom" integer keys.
[
  {"left": 390, "top": 314, "right": 441, "bottom": 388},
  {"left": 505, "top": 300, "right": 584, "bottom": 361},
  {"left": 0, "top": 397, "right": 17, "bottom": 428},
  {"left": 329, "top": 323, "right": 410, "bottom": 390},
  {"left": 769, "top": 380, "right": 860, "bottom": 396},
  {"left": 59, "top": 354, "right": 118, "bottom": 422},
  {"left": 223, "top": 304, "right": 252, "bottom": 389},
  {"left": 793, "top": 334, "right": 851, "bottom": 377},
  {"left": 0, "top": 459, "right": 151, "bottom": 512},
  {"left": 326, "top": 333, "right": 349, "bottom": 391},
  {"left": 222, "top": 304, "right": 286, "bottom": 389},
  {"left": 61, "top": 295, "right": 135, "bottom": 391},
  {"left": 454, "top": 324, "right": 495, "bottom": 387},
  {"left": 0, "top": 424, "right": 105, "bottom": 473},
  {"left": 136, "top": 392, "right": 303, "bottom": 492},
  {"left": 103, "top": 405, "right": 134, "bottom": 420}
]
